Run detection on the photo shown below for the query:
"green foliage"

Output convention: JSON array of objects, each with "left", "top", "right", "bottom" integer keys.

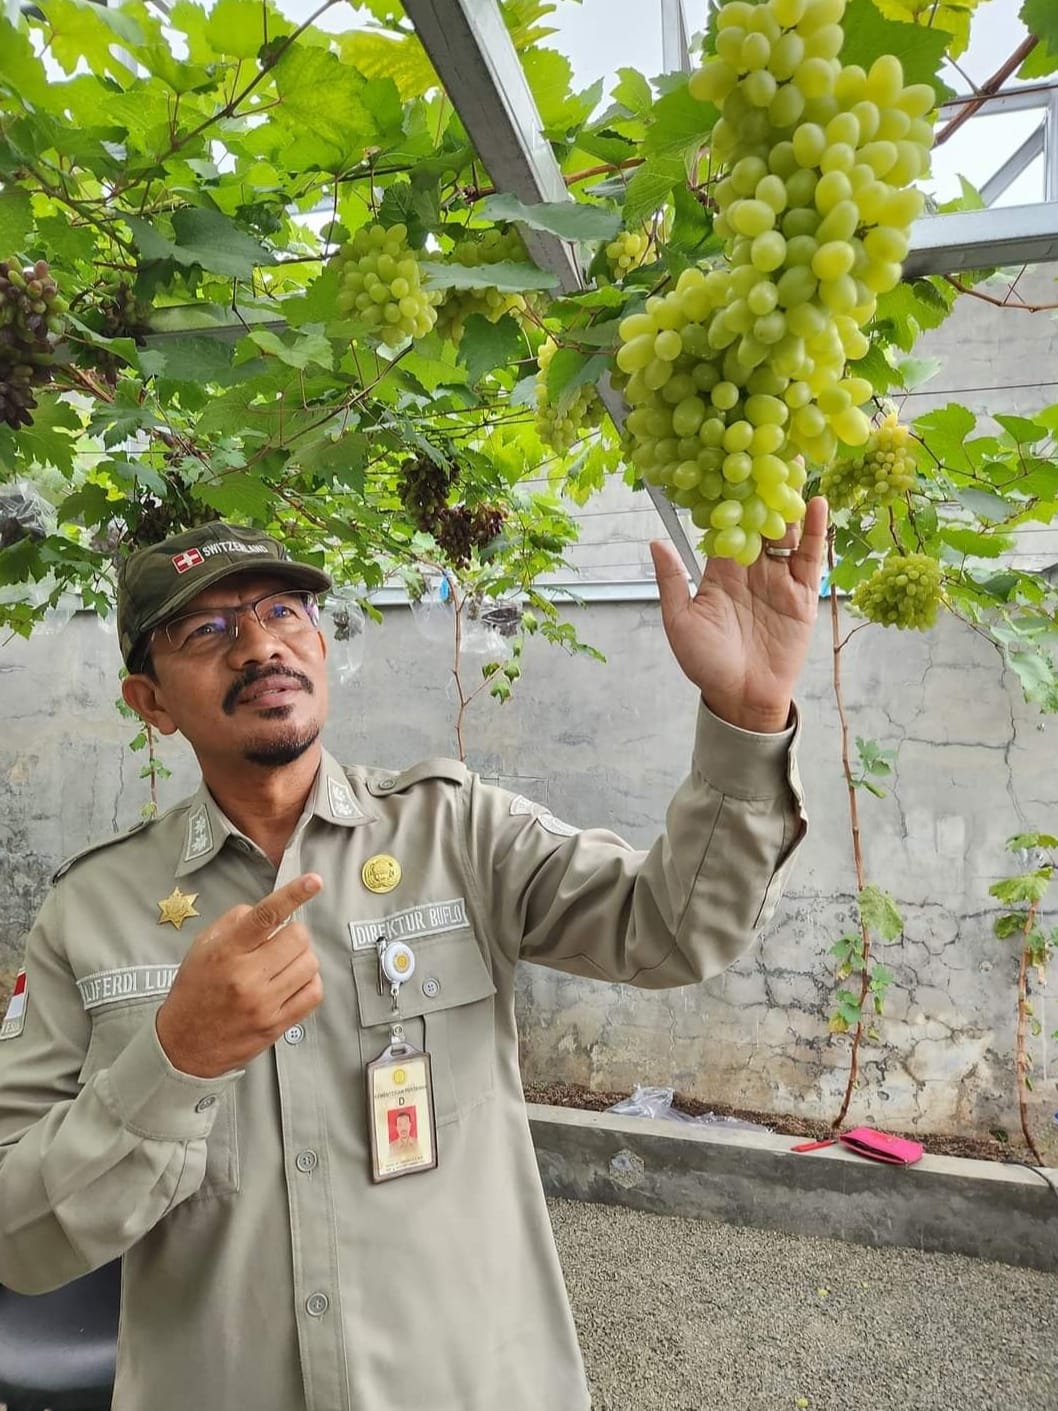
[{"left": 850, "top": 736, "right": 895, "bottom": 797}]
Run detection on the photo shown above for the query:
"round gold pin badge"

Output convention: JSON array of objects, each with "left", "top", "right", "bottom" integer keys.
[{"left": 362, "top": 854, "right": 402, "bottom": 894}]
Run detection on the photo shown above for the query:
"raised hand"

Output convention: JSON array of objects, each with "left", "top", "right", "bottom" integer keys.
[
  {"left": 155, "top": 873, "right": 324, "bottom": 1079},
  {"left": 651, "top": 496, "right": 828, "bottom": 734}
]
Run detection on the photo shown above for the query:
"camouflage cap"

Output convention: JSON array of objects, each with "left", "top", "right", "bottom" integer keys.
[{"left": 117, "top": 522, "right": 332, "bottom": 667}]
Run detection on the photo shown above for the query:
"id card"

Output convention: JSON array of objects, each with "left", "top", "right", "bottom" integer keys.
[{"left": 366, "top": 1033, "right": 438, "bottom": 1183}]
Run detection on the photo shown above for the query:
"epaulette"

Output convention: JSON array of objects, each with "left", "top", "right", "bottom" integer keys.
[
  {"left": 361, "top": 758, "right": 468, "bottom": 798},
  {"left": 51, "top": 817, "right": 155, "bottom": 884}
]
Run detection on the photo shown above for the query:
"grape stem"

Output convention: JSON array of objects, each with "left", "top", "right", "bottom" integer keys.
[
  {"left": 941, "top": 275, "right": 1058, "bottom": 315},
  {"left": 1014, "top": 910, "right": 1045, "bottom": 1166},
  {"left": 827, "top": 525, "right": 874, "bottom": 1131}
]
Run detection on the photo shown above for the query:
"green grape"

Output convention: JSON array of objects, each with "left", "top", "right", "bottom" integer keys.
[
  {"left": 334, "top": 223, "right": 439, "bottom": 342},
  {"left": 852, "top": 553, "right": 941, "bottom": 630},
  {"left": 535, "top": 337, "right": 602, "bottom": 453}
]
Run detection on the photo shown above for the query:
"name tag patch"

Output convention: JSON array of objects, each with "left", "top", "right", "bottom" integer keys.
[
  {"left": 0, "top": 969, "right": 27, "bottom": 1040},
  {"left": 348, "top": 897, "right": 468, "bottom": 952},
  {"left": 77, "top": 965, "right": 179, "bottom": 1012}
]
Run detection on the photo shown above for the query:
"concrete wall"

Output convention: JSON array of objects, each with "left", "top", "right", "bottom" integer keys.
[{"left": 2, "top": 595, "right": 1057, "bottom": 1152}]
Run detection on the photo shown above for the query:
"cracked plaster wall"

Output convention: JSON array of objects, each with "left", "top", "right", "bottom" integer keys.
[{"left": 1, "top": 597, "right": 1056, "bottom": 1147}]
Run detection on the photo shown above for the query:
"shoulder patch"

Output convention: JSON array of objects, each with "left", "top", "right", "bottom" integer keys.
[
  {"left": 509, "top": 794, "right": 580, "bottom": 839},
  {"left": 0, "top": 968, "right": 27, "bottom": 1040},
  {"left": 51, "top": 818, "right": 155, "bottom": 884},
  {"left": 364, "top": 758, "right": 468, "bottom": 797}
]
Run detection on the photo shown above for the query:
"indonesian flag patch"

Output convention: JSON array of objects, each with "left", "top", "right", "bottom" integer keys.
[{"left": 0, "top": 968, "right": 27, "bottom": 1041}]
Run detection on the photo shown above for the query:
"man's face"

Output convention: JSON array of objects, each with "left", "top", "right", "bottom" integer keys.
[
  {"left": 396, "top": 1113, "right": 413, "bottom": 1138},
  {"left": 129, "top": 571, "right": 330, "bottom": 771}
]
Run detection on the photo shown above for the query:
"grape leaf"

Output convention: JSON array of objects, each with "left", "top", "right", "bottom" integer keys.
[
  {"left": 622, "top": 153, "right": 685, "bottom": 228},
  {"left": 0, "top": 187, "right": 33, "bottom": 253},
  {"left": 938, "top": 526, "right": 1011, "bottom": 558},
  {"left": 953, "top": 488, "right": 1013, "bottom": 522},
  {"left": 273, "top": 46, "right": 376, "bottom": 163},
  {"left": 43, "top": 0, "right": 146, "bottom": 78},
  {"left": 138, "top": 335, "right": 236, "bottom": 383},
  {"left": 913, "top": 403, "right": 977, "bottom": 467},
  {"left": 642, "top": 81, "right": 716, "bottom": 157},
  {"left": 249, "top": 328, "right": 334, "bottom": 371},
  {"left": 3, "top": 396, "right": 81, "bottom": 473},
  {"left": 205, "top": 0, "right": 283, "bottom": 58},
  {"left": 459, "top": 313, "right": 524, "bottom": 386},
  {"left": 419, "top": 260, "right": 559, "bottom": 293},
  {"left": 124, "top": 208, "right": 273, "bottom": 278},
  {"left": 1019, "top": 0, "right": 1058, "bottom": 78},
  {"left": 860, "top": 0, "right": 974, "bottom": 67},
  {"left": 858, "top": 884, "right": 903, "bottom": 941},
  {"left": 476, "top": 193, "right": 621, "bottom": 243},
  {"left": 191, "top": 472, "right": 277, "bottom": 521},
  {"left": 995, "top": 414, "right": 1047, "bottom": 445},
  {"left": 0, "top": 18, "right": 53, "bottom": 109},
  {"left": 611, "top": 67, "right": 653, "bottom": 119}
]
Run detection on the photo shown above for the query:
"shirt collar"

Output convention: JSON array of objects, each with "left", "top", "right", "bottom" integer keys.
[{"left": 174, "top": 750, "right": 376, "bottom": 876}]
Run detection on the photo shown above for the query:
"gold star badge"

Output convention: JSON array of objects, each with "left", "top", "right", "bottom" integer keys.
[{"left": 157, "top": 887, "right": 200, "bottom": 929}]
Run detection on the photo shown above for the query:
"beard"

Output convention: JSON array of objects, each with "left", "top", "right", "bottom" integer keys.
[{"left": 242, "top": 713, "right": 321, "bottom": 767}]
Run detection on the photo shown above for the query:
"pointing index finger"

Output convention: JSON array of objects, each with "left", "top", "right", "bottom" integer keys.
[{"left": 233, "top": 873, "right": 323, "bottom": 951}]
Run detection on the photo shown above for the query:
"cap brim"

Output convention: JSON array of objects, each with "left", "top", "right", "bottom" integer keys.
[{"left": 128, "top": 558, "right": 333, "bottom": 663}]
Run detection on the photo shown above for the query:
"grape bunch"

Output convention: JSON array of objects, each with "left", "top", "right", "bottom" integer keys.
[
  {"left": 434, "top": 504, "right": 506, "bottom": 567},
  {"left": 435, "top": 228, "right": 535, "bottom": 344},
  {"left": 397, "top": 455, "right": 456, "bottom": 534},
  {"left": 820, "top": 411, "right": 916, "bottom": 509},
  {"left": 332, "top": 224, "right": 440, "bottom": 342},
  {"left": 852, "top": 552, "right": 941, "bottom": 629},
  {"left": 535, "top": 336, "right": 604, "bottom": 454},
  {"left": 605, "top": 228, "right": 655, "bottom": 280},
  {"left": 615, "top": 0, "right": 936, "bottom": 562},
  {"left": 0, "top": 258, "right": 68, "bottom": 430},
  {"left": 396, "top": 456, "right": 506, "bottom": 567}
]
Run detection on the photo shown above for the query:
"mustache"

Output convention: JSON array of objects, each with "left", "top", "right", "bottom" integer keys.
[{"left": 223, "top": 665, "right": 314, "bottom": 716}]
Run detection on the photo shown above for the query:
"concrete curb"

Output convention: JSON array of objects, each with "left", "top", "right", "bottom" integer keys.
[{"left": 527, "top": 1104, "right": 1058, "bottom": 1272}]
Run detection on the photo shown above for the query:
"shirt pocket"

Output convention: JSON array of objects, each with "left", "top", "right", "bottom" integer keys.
[
  {"left": 77, "top": 999, "right": 240, "bottom": 1198},
  {"left": 352, "top": 928, "right": 497, "bottom": 1126}
]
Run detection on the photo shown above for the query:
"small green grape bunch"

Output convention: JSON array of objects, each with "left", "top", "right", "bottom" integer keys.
[
  {"left": 852, "top": 552, "right": 941, "bottom": 630},
  {"left": 862, "top": 413, "right": 915, "bottom": 501},
  {"left": 604, "top": 227, "right": 655, "bottom": 281},
  {"left": 821, "top": 413, "right": 916, "bottom": 509},
  {"left": 332, "top": 223, "right": 440, "bottom": 342},
  {"left": 534, "top": 336, "right": 602, "bottom": 455},
  {"left": 435, "top": 227, "right": 535, "bottom": 343}
]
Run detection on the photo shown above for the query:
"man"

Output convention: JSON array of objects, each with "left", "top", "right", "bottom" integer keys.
[{"left": 0, "top": 506, "right": 826, "bottom": 1411}]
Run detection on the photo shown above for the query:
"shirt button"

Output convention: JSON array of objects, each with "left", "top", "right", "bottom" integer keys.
[
  {"left": 376, "top": 777, "right": 396, "bottom": 792},
  {"left": 421, "top": 977, "right": 440, "bottom": 999},
  {"left": 306, "top": 1292, "right": 329, "bottom": 1317},
  {"left": 295, "top": 1149, "right": 318, "bottom": 1174},
  {"left": 284, "top": 1024, "right": 305, "bottom": 1045},
  {"left": 194, "top": 1095, "right": 218, "bottom": 1113}
]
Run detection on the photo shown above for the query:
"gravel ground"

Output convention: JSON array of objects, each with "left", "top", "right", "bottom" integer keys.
[{"left": 549, "top": 1198, "right": 1058, "bottom": 1411}]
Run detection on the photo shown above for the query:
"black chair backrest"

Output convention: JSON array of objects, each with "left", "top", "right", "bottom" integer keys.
[{"left": 0, "top": 1260, "right": 119, "bottom": 1411}]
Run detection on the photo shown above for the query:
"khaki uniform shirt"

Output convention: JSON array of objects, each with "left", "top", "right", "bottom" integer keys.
[{"left": 0, "top": 703, "right": 805, "bottom": 1411}]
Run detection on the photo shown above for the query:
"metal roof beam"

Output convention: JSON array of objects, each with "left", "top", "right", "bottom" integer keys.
[
  {"left": 403, "top": 0, "right": 703, "bottom": 579},
  {"left": 903, "top": 202, "right": 1058, "bottom": 277}
]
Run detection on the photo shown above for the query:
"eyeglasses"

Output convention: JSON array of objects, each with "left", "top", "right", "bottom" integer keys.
[{"left": 154, "top": 590, "right": 321, "bottom": 658}]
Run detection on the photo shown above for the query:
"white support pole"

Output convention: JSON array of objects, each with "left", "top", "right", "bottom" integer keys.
[
  {"left": 403, "top": 0, "right": 704, "bottom": 580},
  {"left": 979, "top": 122, "right": 1046, "bottom": 208}
]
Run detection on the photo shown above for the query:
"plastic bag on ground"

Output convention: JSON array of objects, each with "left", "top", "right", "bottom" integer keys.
[{"left": 608, "top": 1084, "right": 771, "bottom": 1133}]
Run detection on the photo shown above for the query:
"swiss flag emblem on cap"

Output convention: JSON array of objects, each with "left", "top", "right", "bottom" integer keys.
[{"left": 172, "top": 548, "right": 204, "bottom": 574}]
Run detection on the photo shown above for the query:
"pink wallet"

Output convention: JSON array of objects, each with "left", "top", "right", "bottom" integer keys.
[{"left": 792, "top": 1127, "right": 924, "bottom": 1165}]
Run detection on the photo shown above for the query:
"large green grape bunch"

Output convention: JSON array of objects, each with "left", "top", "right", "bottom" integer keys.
[
  {"left": 852, "top": 552, "right": 941, "bottom": 628},
  {"left": 435, "top": 228, "right": 535, "bottom": 344},
  {"left": 0, "top": 258, "right": 67, "bottom": 430},
  {"left": 332, "top": 223, "right": 440, "bottom": 342},
  {"left": 535, "top": 336, "right": 604, "bottom": 454},
  {"left": 615, "top": 0, "right": 935, "bottom": 562},
  {"left": 820, "top": 411, "right": 916, "bottom": 508}
]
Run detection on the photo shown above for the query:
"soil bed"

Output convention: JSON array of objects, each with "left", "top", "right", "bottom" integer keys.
[{"left": 523, "top": 1080, "right": 1027, "bottom": 1164}]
